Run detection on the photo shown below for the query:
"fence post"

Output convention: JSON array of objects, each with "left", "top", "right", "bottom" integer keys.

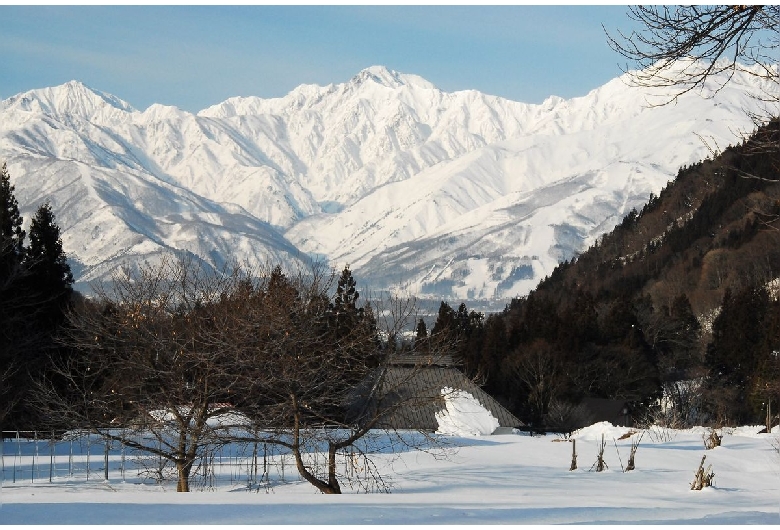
[
  {"left": 14, "top": 431, "right": 20, "bottom": 483},
  {"left": 263, "top": 443, "right": 268, "bottom": 482},
  {"left": 252, "top": 442, "right": 258, "bottom": 483},
  {"left": 104, "top": 440, "right": 109, "bottom": 482},
  {"left": 86, "top": 435, "right": 91, "bottom": 482},
  {"left": 32, "top": 431, "right": 38, "bottom": 483},
  {"left": 49, "top": 432, "right": 54, "bottom": 483}
]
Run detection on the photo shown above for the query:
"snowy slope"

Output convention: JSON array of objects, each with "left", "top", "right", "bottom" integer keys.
[{"left": 0, "top": 62, "right": 776, "bottom": 298}]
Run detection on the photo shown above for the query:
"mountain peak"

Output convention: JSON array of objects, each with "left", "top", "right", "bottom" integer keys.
[
  {"left": 3, "top": 80, "right": 136, "bottom": 118},
  {"left": 351, "top": 66, "right": 438, "bottom": 91}
]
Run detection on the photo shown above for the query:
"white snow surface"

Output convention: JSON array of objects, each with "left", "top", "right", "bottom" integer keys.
[
  {"left": 3, "top": 423, "right": 780, "bottom": 524},
  {"left": 1, "top": 61, "right": 778, "bottom": 300},
  {"left": 435, "top": 387, "right": 500, "bottom": 436}
]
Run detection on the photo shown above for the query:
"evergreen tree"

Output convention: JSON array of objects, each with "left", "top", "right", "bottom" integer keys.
[
  {"left": 0, "top": 163, "right": 26, "bottom": 301},
  {"left": 266, "top": 265, "right": 299, "bottom": 312},
  {"left": 333, "top": 265, "right": 360, "bottom": 315},
  {"left": 329, "top": 265, "right": 367, "bottom": 339},
  {"left": 331, "top": 266, "right": 364, "bottom": 330},
  {"left": 7, "top": 202, "right": 75, "bottom": 429},
  {"left": 412, "top": 318, "right": 429, "bottom": 353},
  {"left": 431, "top": 301, "right": 456, "bottom": 337},
  {"left": 0, "top": 162, "right": 25, "bottom": 266},
  {"left": 479, "top": 314, "right": 508, "bottom": 394},
  {"left": 326, "top": 265, "right": 378, "bottom": 381},
  {"left": 415, "top": 318, "right": 427, "bottom": 341},
  {"left": 706, "top": 285, "right": 770, "bottom": 423},
  {"left": 0, "top": 163, "right": 28, "bottom": 427},
  {"left": 25, "top": 201, "right": 74, "bottom": 326}
]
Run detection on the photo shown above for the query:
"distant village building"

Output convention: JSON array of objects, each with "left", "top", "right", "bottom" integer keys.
[{"left": 351, "top": 354, "right": 522, "bottom": 433}]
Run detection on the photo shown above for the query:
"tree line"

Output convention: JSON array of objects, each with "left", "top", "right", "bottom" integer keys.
[
  {"left": 441, "top": 120, "right": 780, "bottom": 431},
  {"left": 1, "top": 162, "right": 75, "bottom": 429}
]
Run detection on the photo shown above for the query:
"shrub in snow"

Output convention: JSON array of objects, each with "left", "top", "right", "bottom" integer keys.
[
  {"left": 625, "top": 432, "right": 644, "bottom": 472},
  {"left": 435, "top": 387, "right": 500, "bottom": 436},
  {"left": 703, "top": 428, "right": 722, "bottom": 450},
  {"left": 590, "top": 433, "right": 608, "bottom": 472},
  {"left": 691, "top": 455, "right": 715, "bottom": 490}
]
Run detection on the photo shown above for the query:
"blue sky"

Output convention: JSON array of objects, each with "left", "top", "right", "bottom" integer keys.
[{"left": 1, "top": 5, "right": 641, "bottom": 112}]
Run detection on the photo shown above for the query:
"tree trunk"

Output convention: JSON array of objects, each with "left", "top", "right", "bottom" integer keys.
[
  {"left": 290, "top": 394, "right": 341, "bottom": 494},
  {"left": 327, "top": 444, "right": 342, "bottom": 494},
  {"left": 176, "top": 460, "right": 192, "bottom": 492},
  {"left": 767, "top": 396, "right": 772, "bottom": 434}
]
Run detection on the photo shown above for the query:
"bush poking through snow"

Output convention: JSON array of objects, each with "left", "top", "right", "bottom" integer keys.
[
  {"left": 703, "top": 429, "right": 722, "bottom": 450},
  {"left": 691, "top": 455, "right": 715, "bottom": 490},
  {"left": 625, "top": 432, "right": 644, "bottom": 472},
  {"left": 591, "top": 433, "right": 608, "bottom": 472}
]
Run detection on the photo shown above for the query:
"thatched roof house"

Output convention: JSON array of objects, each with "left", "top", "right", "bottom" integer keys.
[{"left": 351, "top": 354, "right": 522, "bottom": 433}]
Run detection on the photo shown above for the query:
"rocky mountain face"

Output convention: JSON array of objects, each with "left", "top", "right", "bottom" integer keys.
[{"left": 0, "top": 62, "right": 774, "bottom": 303}]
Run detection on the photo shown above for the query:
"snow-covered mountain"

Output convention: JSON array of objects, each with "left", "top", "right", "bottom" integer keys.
[{"left": 1, "top": 62, "right": 776, "bottom": 302}]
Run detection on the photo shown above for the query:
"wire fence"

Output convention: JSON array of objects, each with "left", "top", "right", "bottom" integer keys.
[
  {"left": 0, "top": 430, "right": 307, "bottom": 491},
  {"left": 0, "top": 430, "right": 388, "bottom": 493}
]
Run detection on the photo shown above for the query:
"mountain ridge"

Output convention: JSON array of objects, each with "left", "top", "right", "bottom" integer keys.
[{"left": 1, "top": 62, "right": 776, "bottom": 302}]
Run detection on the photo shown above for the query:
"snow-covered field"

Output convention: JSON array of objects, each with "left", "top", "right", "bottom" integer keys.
[{"left": 3, "top": 421, "right": 780, "bottom": 525}]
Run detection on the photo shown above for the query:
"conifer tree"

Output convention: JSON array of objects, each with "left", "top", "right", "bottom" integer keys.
[
  {"left": 431, "top": 301, "right": 455, "bottom": 337},
  {"left": 0, "top": 162, "right": 25, "bottom": 280},
  {"left": 706, "top": 285, "right": 770, "bottom": 423},
  {"left": 414, "top": 317, "right": 429, "bottom": 353},
  {"left": 333, "top": 265, "right": 360, "bottom": 315},
  {"left": 25, "top": 201, "right": 74, "bottom": 325},
  {"left": 330, "top": 265, "right": 366, "bottom": 338},
  {"left": 7, "top": 202, "right": 74, "bottom": 428},
  {"left": 415, "top": 318, "right": 427, "bottom": 341},
  {"left": 0, "top": 163, "right": 28, "bottom": 427}
]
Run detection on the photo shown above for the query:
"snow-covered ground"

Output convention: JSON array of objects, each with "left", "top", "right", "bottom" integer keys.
[{"left": 3, "top": 421, "right": 780, "bottom": 524}]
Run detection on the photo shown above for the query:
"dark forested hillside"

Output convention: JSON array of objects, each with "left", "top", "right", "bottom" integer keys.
[{"left": 460, "top": 120, "right": 780, "bottom": 429}]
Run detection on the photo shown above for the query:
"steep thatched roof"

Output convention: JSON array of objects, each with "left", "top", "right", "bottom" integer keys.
[{"left": 352, "top": 363, "right": 522, "bottom": 432}]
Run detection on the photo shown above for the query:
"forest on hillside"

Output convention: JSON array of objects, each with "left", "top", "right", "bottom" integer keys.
[{"left": 447, "top": 119, "right": 780, "bottom": 429}]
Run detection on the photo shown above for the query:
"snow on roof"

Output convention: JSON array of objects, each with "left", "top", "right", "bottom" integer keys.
[{"left": 435, "top": 387, "right": 500, "bottom": 436}]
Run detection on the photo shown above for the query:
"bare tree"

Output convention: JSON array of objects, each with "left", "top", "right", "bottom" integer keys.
[
  {"left": 39, "top": 254, "right": 460, "bottom": 494},
  {"left": 0, "top": 361, "right": 18, "bottom": 425},
  {"left": 229, "top": 276, "right": 459, "bottom": 494},
  {"left": 607, "top": 6, "right": 779, "bottom": 103},
  {"left": 607, "top": 5, "right": 780, "bottom": 190},
  {"left": 510, "top": 339, "right": 566, "bottom": 427},
  {"left": 37, "top": 255, "right": 253, "bottom": 492}
]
